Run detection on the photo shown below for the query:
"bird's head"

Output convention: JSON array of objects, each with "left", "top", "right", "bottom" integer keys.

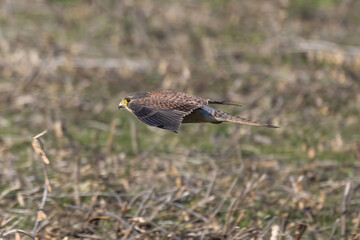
[
  {"left": 118, "top": 92, "right": 148, "bottom": 110},
  {"left": 118, "top": 96, "right": 131, "bottom": 109}
]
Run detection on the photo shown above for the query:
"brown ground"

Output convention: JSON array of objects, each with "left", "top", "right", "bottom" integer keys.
[{"left": 0, "top": 0, "right": 360, "bottom": 239}]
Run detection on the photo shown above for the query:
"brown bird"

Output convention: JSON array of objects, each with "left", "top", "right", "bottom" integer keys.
[{"left": 118, "top": 90, "right": 278, "bottom": 133}]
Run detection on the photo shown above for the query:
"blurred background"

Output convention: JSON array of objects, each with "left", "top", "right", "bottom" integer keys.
[{"left": 0, "top": 0, "right": 359, "bottom": 239}]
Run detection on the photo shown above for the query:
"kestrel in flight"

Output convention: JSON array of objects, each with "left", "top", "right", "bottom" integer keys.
[{"left": 118, "top": 90, "right": 278, "bottom": 133}]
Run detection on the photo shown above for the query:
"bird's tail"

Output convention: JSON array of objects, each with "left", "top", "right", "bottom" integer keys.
[{"left": 213, "top": 110, "right": 278, "bottom": 128}]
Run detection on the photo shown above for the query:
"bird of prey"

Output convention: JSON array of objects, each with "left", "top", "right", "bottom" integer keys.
[{"left": 118, "top": 90, "right": 278, "bottom": 133}]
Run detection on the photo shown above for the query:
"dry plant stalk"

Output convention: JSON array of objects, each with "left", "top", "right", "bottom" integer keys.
[
  {"left": 32, "top": 130, "right": 50, "bottom": 165},
  {"left": 341, "top": 181, "right": 351, "bottom": 237},
  {"left": 32, "top": 130, "right": 52, "bottom": 192}
]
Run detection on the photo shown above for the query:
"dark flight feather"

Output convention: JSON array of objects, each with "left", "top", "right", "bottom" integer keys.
[
  {"left": 128, "top": 103, "right": 187, "bottom": 132},
  {"left": 207, "top": 100, "right": 242, "bottom": 107}
]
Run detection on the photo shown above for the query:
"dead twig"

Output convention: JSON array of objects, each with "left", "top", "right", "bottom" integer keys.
[
  {"left": 0, "top": 229, "right": 34, "bottom": 239},
  {"left": 65, "top": 204, "right": 129, "bottom": 228},
  {"left": 222, "top": 197, "right": 237, "bottom": 235},
  {"left": 170, "top": 202, "right": 209, "bottom": 222},
  {"left": 341, "top": 181, "right": 351, "bottom": 238},
  {"left": 210, "top": 176, "right": 238, "bottom": 219},
  {"left": 31, "top": 185, "right": 48, "bottom": 236},
  {"left": 329, "top": 219, "right": 340, "bottom": 240},
  {"left": 259, "top": 217, "right": 278, "bottom": 238},
  {"left": 0, "top": 182, "right": 21, "bottom": 200},
  {"left": 205, "top": 171, "right": 217, "bottom": 200},
  {"left": 134, "top": 189, "right": 154, "bottom": 217},
  {"left": 73, "top": 156, "right": 81, "bottom": 206}
]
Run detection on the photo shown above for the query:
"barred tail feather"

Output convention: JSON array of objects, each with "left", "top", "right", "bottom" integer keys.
[{"left": 214, "top": 111, "right": 279, "bottom": 128}]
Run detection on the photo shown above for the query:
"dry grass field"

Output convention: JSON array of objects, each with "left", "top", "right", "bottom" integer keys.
[{"left": 0, "top": 0, "right": 360, "bottom": 239}]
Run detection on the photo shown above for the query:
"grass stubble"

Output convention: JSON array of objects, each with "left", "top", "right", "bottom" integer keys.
[{"left": 1, "top": 0, "right": 360, "bottom": 239}]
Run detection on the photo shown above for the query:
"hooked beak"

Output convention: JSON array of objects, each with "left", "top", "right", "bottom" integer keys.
[{"left": 118, "top": 100, "right": 125, "bottom": 109}]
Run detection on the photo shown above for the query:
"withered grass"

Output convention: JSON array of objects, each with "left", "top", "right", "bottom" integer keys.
[{"left": 1, "top": 1, "right": 360, "bottom": 239}]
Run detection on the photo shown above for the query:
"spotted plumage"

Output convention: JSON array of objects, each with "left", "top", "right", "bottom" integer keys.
[{"left": 118, "top": 90, "right": 278, "bottom": 133}]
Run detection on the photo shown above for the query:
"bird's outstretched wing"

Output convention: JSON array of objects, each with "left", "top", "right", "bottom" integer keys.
[
  {"left": 127, "top": 91, "right": 205, "bottom": 132},
  {"left": 127, "top": 103, "right": 187, "bottom": 132}
]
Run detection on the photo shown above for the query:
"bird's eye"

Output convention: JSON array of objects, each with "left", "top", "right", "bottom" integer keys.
[{"left": 125, "top": 98, "right": 131, "bottom": 103}]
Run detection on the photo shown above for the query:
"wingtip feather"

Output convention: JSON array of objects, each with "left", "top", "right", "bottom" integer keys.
[
  {"left": 266, "top": 124, "right": 279, "bottom": 128},
  {"left": 208, "top": 100, "right": 242, "bottom": 107}
]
